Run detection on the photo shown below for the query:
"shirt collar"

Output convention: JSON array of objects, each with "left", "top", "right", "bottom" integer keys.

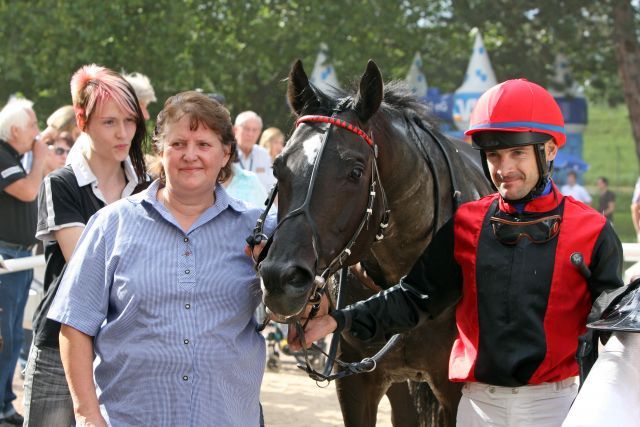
[
  {"left": 138, "top": 179, "right": 247, "bottom": 213},
  {"left": 0, "top": 139, "right": 21, "bottom": 159},
  {"left": 237, "top": 147, "right": 254, "bottom": 161},
  {"left": 69, "top": 133, "right": 139, "bottom": 194}
]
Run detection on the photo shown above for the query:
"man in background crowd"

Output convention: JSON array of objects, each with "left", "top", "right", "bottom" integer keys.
[
  {"left": 123, "top": 71, "right": 157, "bottom": 121},
  {"left": 234, "top": 111, "right": 275, "bottom": 191},
  {"left": 0, "top": 98, "right": 46, "bottom": 426},
  {"left": 561, "top": 170, "right": 592, "bottom": 204},
  {"left": 596, "top": 176, "right": 615, "bottom": 226}
]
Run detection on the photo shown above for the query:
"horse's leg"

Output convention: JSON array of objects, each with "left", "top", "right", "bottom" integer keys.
[
  {"left": 418, "top": 308, "right": 463, "bottom": 427},
  {"left": 424, "top": 375, "right": 462, "bottom": 427},
  {"left": 385, "top": 381, "right": 420, "bottom": 427},
  {"left": 335, "top": 368, "right": 390, "bottom": 426}
]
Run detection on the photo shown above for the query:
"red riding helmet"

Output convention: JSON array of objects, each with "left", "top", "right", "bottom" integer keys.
[
  {"left": 465, "top": 78, "right": 566, "bottom": 148},
  {"left": 465, "top": 79, "right": 566, "bottom": 202}
]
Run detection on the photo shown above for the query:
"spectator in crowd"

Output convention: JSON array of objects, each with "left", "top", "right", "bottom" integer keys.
[
  {"left": 43, "top": 132, "right": 73, "bottom": 176},
  {"left": 234, "top": 110, "right": 275, "bottom": 191},
  {"left": 122, "top": 71, "right": 157, "bottom": 121},
  {"left": 49, "top": 91, "right": 273, "bottom": 425},
  {"left": 631, "top": 177, "right": 640, "bottom": 241},
  {"left": 45, "top": 105, "right": 81, "bottom": 142},
  {"left": 22, "top": 64, "right": 148, "bottom": 426},
  {"left": 561, "top": 170, "right": 592, "bottom": 204},
  {"left": 291, "top": 79, "right": 624, "bottom": 426},
  {"left": 259, "top": 127, "right": 285, "bottom": 162},
  {"left": 597, "top": 176, "right": 615, "bottom": 226},
  {"left": 224, "top": 162, "right": 268, "bottom": 208},
  {"left": 0, "top": 98, "right": 46, "bottom": 426}
]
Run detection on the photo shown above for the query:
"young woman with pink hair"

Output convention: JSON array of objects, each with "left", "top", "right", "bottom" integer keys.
[{"left": 22, "top": 64, "right": 147, "bottom": 426}]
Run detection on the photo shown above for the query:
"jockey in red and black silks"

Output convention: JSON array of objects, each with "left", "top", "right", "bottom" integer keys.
[
  {"left": 309, "top": 78, "right": 625, "bottom": 425},
  {"left": 451, "top": 184, "right": 620, "bottom": 386}
]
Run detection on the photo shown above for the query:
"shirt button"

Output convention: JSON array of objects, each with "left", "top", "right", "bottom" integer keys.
[
  {"left": 185, "top": 303, "right": 191, "bottom": 309},
  {"left": 182, "top": 375, "right": 189, "bottom": 381},
  {"left": 512, "top": 388, "right": 519, "bottom": 394},
  {"left": 488, "top": 387, "right": 495, "bottom": 394},
  {"left": 185, "top": 269, "right": 190, "bottom": 274},
  {"left": 184, "top": 237, "right": 189, "bottom": 242},
  {"left": 184, "top": 339, "right": 190, "bottom": 345}
]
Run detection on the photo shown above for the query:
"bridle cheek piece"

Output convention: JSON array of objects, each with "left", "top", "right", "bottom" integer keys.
[
  {"left": 249, "top": 113, "right": 390, "bottom": 299},
  {"left": 248, "top": 112, "right": 392, "bottom": 383}
]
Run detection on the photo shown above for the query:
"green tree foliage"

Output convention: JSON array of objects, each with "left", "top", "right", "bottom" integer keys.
[
  {"left": 449, "top": 1, "right": 623, "bottom": 103},
  {"left": 0, "top": 0, "right": 633, "bottom": 134},
  {"left": 0, "top": 0, "right": 471, "bottom": 131}
]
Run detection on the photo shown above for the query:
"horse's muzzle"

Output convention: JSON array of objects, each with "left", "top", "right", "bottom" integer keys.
[{"left": 260, "top": 261, "right": 316, "bottom": 316}]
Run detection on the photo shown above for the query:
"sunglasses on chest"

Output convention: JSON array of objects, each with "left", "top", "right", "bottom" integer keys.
[{"left": 490, "top": 212, "right": 562, "bottom": 245}]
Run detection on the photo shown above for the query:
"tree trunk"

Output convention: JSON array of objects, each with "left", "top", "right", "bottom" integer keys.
[{"left": 611, "top": 0, "right": 640, "bottom": 170}]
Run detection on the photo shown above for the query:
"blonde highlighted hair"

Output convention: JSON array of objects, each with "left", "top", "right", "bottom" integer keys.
[{"left": 259, "top": 127, "right": 285, "bottom": 159}]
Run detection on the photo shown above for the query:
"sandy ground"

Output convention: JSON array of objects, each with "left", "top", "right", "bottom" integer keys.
[
  {"left": 261, "top": 356, "right": 392, "bottom": 427},
  {"left": 11, "top": 354, "right": 392, "bottom": 427}
]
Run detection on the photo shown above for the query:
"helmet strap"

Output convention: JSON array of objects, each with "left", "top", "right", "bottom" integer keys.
[{"left": 481, "top": 143, "right": 554, "bottom": 205}]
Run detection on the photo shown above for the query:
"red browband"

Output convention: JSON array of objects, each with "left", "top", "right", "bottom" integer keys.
[{"left": 295, "top": 115, "right": 374, "bottom": 147}]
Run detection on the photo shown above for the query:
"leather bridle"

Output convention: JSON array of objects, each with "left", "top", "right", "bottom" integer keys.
[
  {"left": 248, "top": 111, "right": 394, "bottom": 383},
  {"left": 249, "top": 112, "right": 390, "bottom": 314}
]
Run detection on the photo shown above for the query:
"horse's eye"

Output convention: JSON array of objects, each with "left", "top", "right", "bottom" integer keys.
[{"left": 350, "top": 167, "right": 364, "bottom": 180}]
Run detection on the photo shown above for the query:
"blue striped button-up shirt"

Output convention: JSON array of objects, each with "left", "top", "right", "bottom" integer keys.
[{"left": 49, "top": 180, "right": 274, "bottom": 426}]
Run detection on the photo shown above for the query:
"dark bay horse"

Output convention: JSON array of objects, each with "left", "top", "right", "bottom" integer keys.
[{"left": 259, "top": 60, "right": 492, "bottom": 426}]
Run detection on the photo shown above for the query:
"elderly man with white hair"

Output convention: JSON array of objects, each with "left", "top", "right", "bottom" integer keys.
[
  {"left": 234, "top": 110, "right": 275, "bottom": 192},
  {"left": 123, "top": 71, "right": 157, "bottom": 121},
  {"left": 0, "top": 97, "right": 46, "bottom": 426}
]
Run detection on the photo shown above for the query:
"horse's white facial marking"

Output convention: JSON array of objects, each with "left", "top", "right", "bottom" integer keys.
[{"left": 303, "top": 133, "right": 323, "bottom": 166}]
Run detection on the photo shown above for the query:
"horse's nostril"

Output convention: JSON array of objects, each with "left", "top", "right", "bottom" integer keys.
[
  {"left": 261, "top": 262, "right": 315, "bottom": 317},
  {"left": 283, "top": 266, "right": 314, "bottom": 290},
  {"left": 260, "top": 262, "right": 314, "bottom": 296}
]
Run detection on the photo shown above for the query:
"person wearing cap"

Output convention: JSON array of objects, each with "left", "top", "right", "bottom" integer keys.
[{"left": 289, "top": 79, "right": 624, "bottom": 426}]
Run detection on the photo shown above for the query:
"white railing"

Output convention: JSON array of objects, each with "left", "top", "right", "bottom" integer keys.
[
  {"left": 0, "top": 254, "right": 45, "bottom": 275},
  {"left": 0, "top": 255, "right": 46, "bottom": 329}
]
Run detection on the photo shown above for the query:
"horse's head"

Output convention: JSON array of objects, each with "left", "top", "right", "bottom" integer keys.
[{"left": 259, "top": 60, "right": 388, "bottom": 318}]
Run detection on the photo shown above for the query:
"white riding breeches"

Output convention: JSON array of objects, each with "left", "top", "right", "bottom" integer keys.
[{"left": 457, "top": 377, "right": 578, "bottom": 427}]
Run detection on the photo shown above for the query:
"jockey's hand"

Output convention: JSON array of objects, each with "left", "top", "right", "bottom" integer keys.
[
  {"left": 244, "top": 241, "right": 266, "bottom": 262},
  {"left": 287, "top": 294, "right": 335, "bottom": 352}
]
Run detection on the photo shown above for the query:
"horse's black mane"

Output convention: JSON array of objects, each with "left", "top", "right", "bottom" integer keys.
[{"left": 303, "top": 80, "right": 437, "bottom": 127}]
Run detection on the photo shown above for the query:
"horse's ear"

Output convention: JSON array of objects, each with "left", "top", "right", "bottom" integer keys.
[
  {"left": 353, "top": 60, "right": 383, "bottom": 123},
  {"left": 287, "top": 59, "right": 318, "bottom": 116}
]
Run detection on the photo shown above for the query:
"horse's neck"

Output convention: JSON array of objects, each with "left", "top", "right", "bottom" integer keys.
[{"left": 366, "top": 119, "right": 454, "bottom": 284}]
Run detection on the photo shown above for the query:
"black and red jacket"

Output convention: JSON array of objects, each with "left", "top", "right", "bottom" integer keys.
[{"left": 336, "top": 183, "right": 623, "bottom": 386}]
